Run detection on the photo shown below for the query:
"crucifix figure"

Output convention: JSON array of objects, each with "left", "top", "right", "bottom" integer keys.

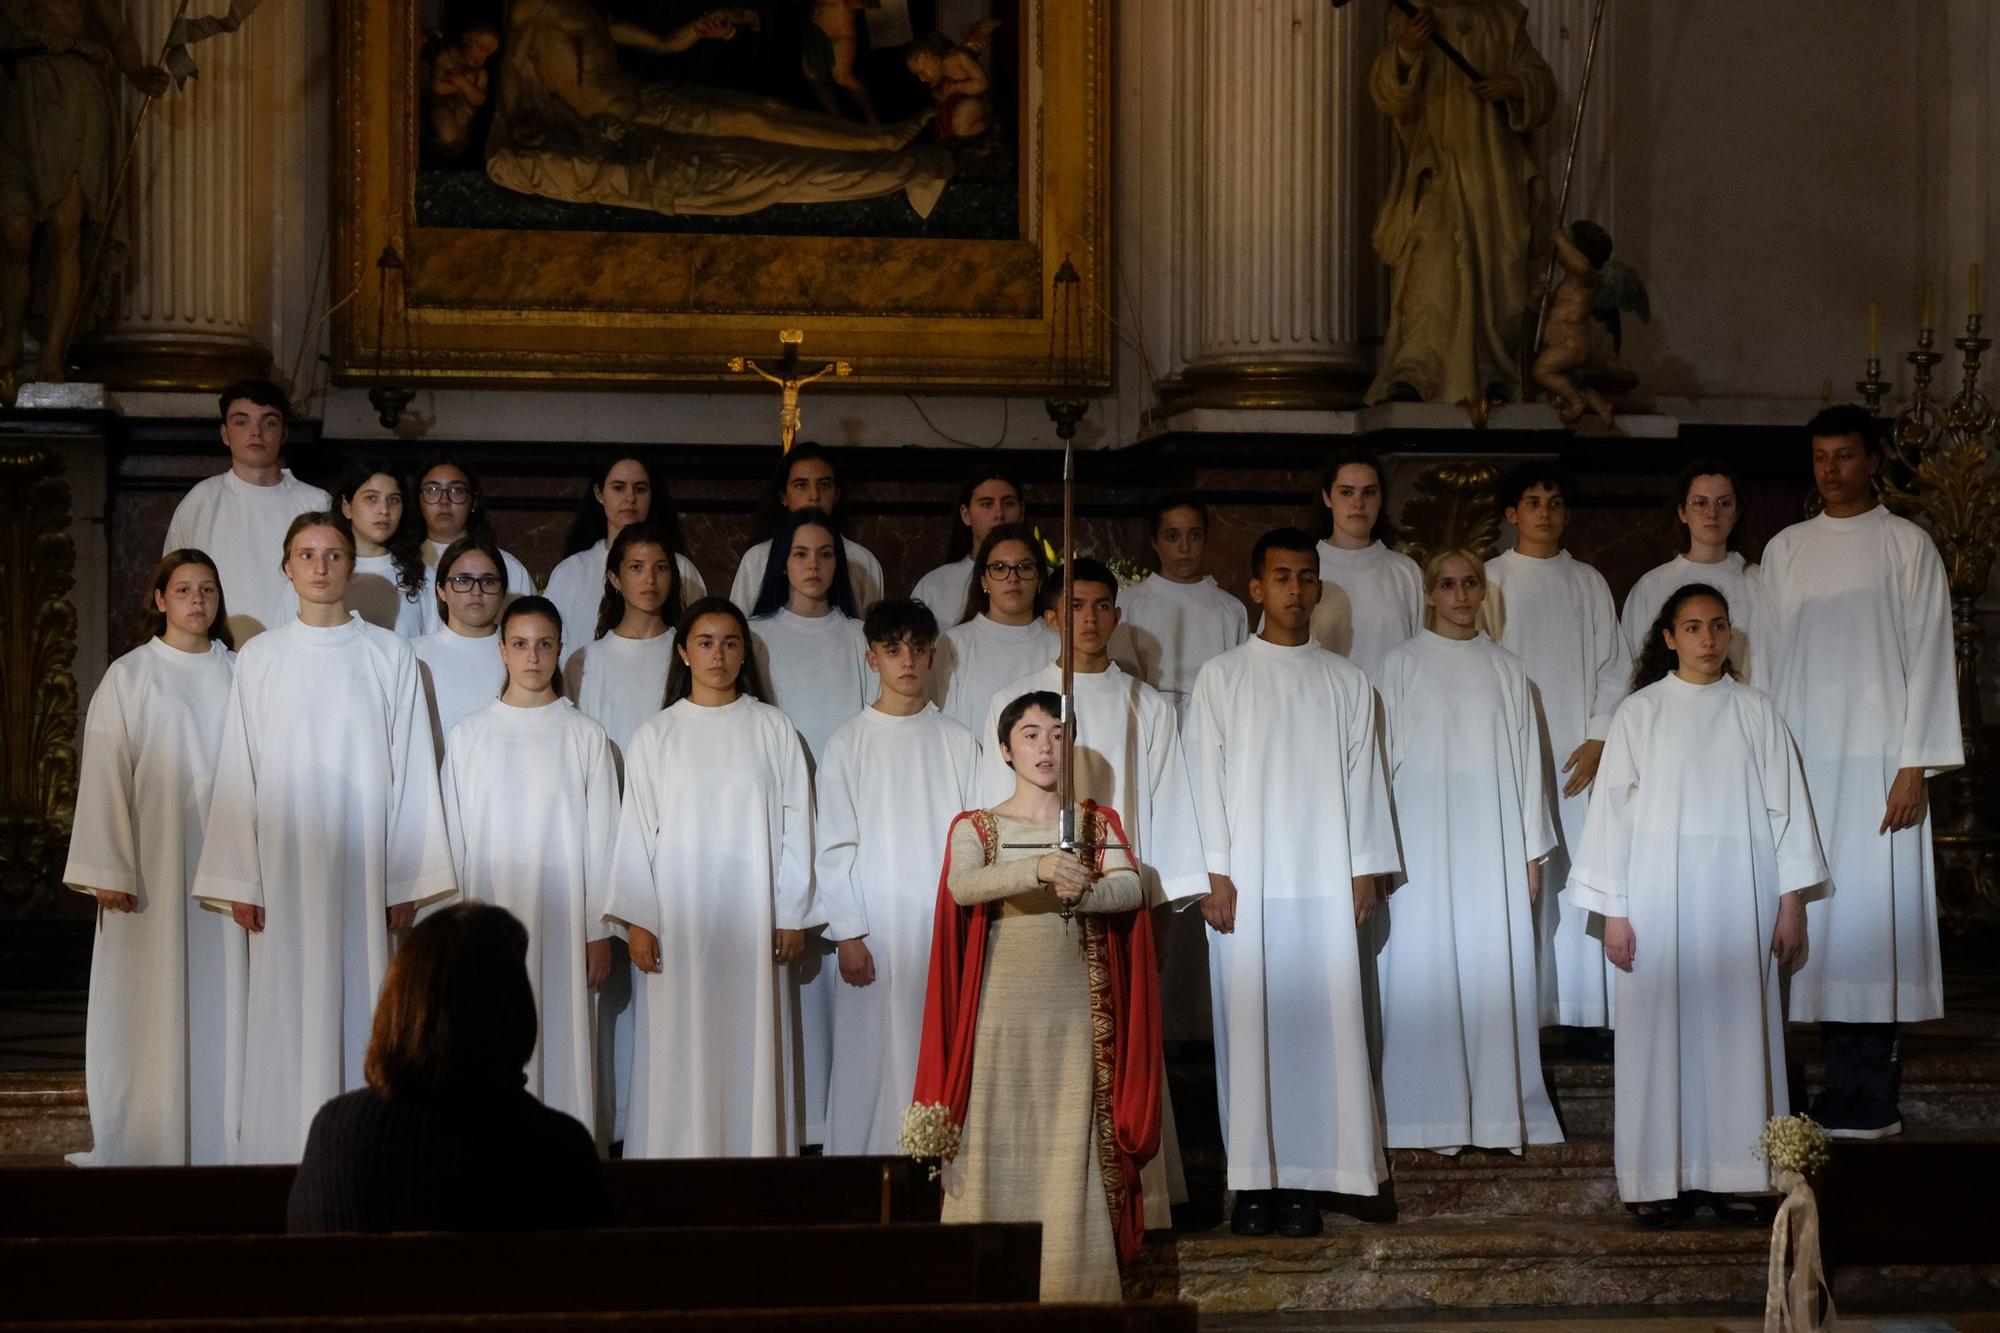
[{"left": 727, "top": 328, "right": 852, "bottom": 452}]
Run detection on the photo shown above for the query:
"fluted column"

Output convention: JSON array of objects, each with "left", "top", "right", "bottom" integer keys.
[
  {"left": 1528, "top": 0, "right": 1616, "bottom": 233},
  {"left": 84, "top": 4, "right": 270, "bottom": 390},
  {"left": 1174, "top": 0, "right": 1369, "bottom": 411}
]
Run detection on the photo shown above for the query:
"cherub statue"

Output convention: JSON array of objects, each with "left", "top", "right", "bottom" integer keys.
[
  {"left": 1531, "top": 219, "right": 1649, "bottom": 427},
  {"left": 426, "top": 23, "right": 500, "bottom": 159},
  {"left": 803, "top": 0, "right": 877, "bottom": 124},
  {"left": 906, "top": 18, "right": 1001, "bottom": 141}
]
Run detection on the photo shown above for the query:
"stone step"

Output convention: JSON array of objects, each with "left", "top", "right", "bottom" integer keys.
[
  {"left": 1387, "top": 1139, "right": 1618, "bottom": 1218},
  {"left": 0, "top": 1072, "right": 87, "bottom": 1160}
]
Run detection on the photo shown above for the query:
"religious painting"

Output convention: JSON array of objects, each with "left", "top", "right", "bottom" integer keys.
[{"left": 332, "top": 0, "right": 1108, "bottom": 389}]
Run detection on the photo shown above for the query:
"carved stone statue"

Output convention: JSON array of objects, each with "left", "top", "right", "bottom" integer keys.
[{"left": 1364, "top": 0, "right": 1557, "bottom": 408}]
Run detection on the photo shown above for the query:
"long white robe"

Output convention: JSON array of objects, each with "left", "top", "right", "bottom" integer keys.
[
  {"left": 412, "top": 628, "right": 506, "bottom": 764},
  {"left": 602, "top": 696, "right": 814, "bottom": 1158},
  {"left": 192, "top": 614, "right": 457, "bottom": 1163},
  {"left": 911, "top": 555, "right": 977, "bottom": 627},
  {"left": 1309, "top": 539, "right": 1424, "bottom": 678},
  {"left": 1376, "top": 629, "right": 1563, "bottom": 1151},
  {"left": 815, "top": 704, "right": 979, "bottom": 1156},
  {"left": 1619, "top": 552, "right": 1760, "bottom": 682},
  {"left": 1487, "top": 548, "right": 1632, "bottom": 1027},
  {"left": 931, "top": 614, "right": 1060, "bottom": 738},
  {"left": 163, "top": 469, "right": 329, "bottom": 642},
  {"left": 441, "top": 697, "right": 618, "bottom": 1145},
  {"left": 1186, "top": 637, "right": 1401, "bottom": 1192},
  {"left": 1759, "top": 507, "right": 1962, "bottom": 1022},
  {"left": 1112, "top": 574, "right": 1249, "bottom": 728},
  {"left": 347, "top": 552, "right": 426, "bottom": 638},
  {"left": 565, "top": 631, "right": 676, "bottom": 757},
  {"left": 544, "top": 540, "right": 707, "bottom": 649},
  {"left": 417, "top": 539, "right": 537, "bottom": 636},
  {"left": 729, "top": 535, "right": 884, "bottom": 617},
  {"left": 1568, "top": 674, "right": 1828, "bottom": 1201},
  {"left": 63, "top": 638, "right": 238, "bottom": 1166}
]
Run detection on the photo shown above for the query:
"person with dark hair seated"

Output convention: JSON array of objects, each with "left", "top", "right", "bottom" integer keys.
[{"left": 287, "top": 903, "right": 613, "bottom": 1233}]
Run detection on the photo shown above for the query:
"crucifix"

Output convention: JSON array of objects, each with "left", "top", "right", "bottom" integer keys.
[{"left": 727, "top": 328, "right": 852, "bottom": 453}]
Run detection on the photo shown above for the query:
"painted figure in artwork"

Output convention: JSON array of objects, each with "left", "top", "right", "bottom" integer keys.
[
  {"left": 906, "top": 19, "right": 1001, "bottom": 141},
  {"left": 426, "top": 23, "right": 500, "bottom": 159},
  {"left": 803, "top": 0, "right": 878, "bottom": 125}
]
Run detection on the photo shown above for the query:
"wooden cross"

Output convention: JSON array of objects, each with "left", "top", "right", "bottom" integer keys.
[{"left": 727, "top": 329, "right": 852, "bottom": 453}]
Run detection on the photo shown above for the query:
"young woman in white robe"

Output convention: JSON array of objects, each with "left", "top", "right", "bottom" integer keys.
[
  {"left": 727, "top": 444, "right": 884, "bottom": 614},
  {"left": 413, "top": 455, "right": 536, "bottom": 633},
  {"left": 440, "top": 597, "right": 618, "bottom": 1147},
  {"left": 602, "top": 598, "right": 814, "bottom": 1158},
  {"left": 193, "top": 513, "right": 457, "bottom": 1164},
  {"left": 1569, "top": 584, "right": 1824, "bottom": 1225},
  {"left": 1303, "top": 450, "right": 1423, "bottom": 678},
  {"left": 335, "top": 463, "right": 426, "bottom": 637},
  {"left": 909, "top": 467, "right": 1025, "bottom": 627},
  {"left": 543, "top": 453, "right": 707, "bottom": 651},
  {"left": 564, "top": 521, "right": 683, "bottom": 759},
  {"left": 1619, "top": 461, "right": 1760, "bottom": 680},
  {"left": 64, "top": 552, "right": 239, "bottom": 1166},
  {"left": 1111, "top": 493, "right": 1249, "bottom": 729},
  {"left": 930, "top": 525, "right": 1059, "bottom": 735},
  {"left": 412, "top": 538, "right": 509, "bottom": 763},
  {"left": 1376, "top": 549, "right": 1563, "bottom": 1154},
  {"left": 816, "top": 599, "right": 980, "bottom": 1156}
]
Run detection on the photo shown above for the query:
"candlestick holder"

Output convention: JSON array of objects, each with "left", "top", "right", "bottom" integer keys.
[{"left": 1855, "top": 357, "right": 1892, "bottom": 414}]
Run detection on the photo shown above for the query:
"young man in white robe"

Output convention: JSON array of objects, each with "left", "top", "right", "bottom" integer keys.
[
  {"left": 1186, "top": 528, "right": 1401, "bottom": 1238},
  {"left": 1571, "top": 584, "right": 1824, "bottom": 1223},
  {"left": 930, "top": 523, "right": 1059, "bottom": 734},
  {"left": 1304, "top": 450, "right": 1423, "bottom": 678},
  {"left": 163, "top": 379, "right": 330, "bottom": 643},
  {"left": 977, "top": 555, "right": 1208, "bottom": 1228},
  {"left": 1485, "top": 464, "right": 1631, "bottom": 1044},
  {"left": 817, "top": 599, "right": 979, "bottom": 1155},
  {"left": 412, "top": 539, "right": 510, "bottom": 763},
  {"left": 727, "top": 444, "right": 884, "bottom": 614},
  {"left": 1112, "top": 492, "right": 1249, "bottom": 729},
  {"left": 64, "top": 552, "right": 238, "bottom": 1165},
  {"left": 1761, "top": 406, "right": 1962, "bottom": 1138},
  {"left": 909, "top": 468, "right": 1025, "bottom": 627},
  {"left": 194, "top": 514, "right": 457, "bottom": 1164}
]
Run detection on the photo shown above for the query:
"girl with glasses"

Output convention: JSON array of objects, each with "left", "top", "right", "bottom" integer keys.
[
  {"left": 929, "top": 522, "right": 1058, "bottom": 734},
  {"left": 909, "top": 466, "right": 1026, "bottom": 627},
  {"left": 413, "top": 454, "right": 536, "bottom": 632},
  {"left": 412, "top": 537, "right": 511, "bottom": 762},
  {"left": 1619, "top": 459, "right": 1761, "bottom": 680}
]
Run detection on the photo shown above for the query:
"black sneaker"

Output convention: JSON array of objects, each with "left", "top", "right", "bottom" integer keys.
[{"left": 1231, "top": 1191, "right": 1277, "bottom": 1236}]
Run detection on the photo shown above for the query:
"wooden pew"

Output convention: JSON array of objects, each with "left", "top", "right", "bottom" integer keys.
[
  {"left": 7, "top": 1303, "right": 1201, "bottom": 1333},
  {"left": 1, "top": 1223, "right": 1040, "bottom": 1323},
  {"left": 0, "top": 1155, "right": 940, "bottom": 1238}
]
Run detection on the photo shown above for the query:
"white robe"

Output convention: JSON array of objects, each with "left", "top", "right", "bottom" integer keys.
[
  {"left": 441, "top": 697, "right": 618, "bottom": 1144},
  {"left": 729, "top": 535, "right": 884, "bottom": 617},
  {"left": 1759, "top": 507, "right": 1962, "bottom": 1022},
  {"left": 1568, "top": 674, "right": 1827, "bottom": 1201},
  {"left": 62, "top": 638, "right": 238, "bottom": 1166},
  {"left": 565, "top": 631, "right": 677, "bottom": 757},
  {"left": 910, "top": 555, "right": 977, "bottom": 627},
  {"left": 1310, "top": 539, "right": 1424, "bottom": 678},
  {"left": 412, "top": 628, "right": 506, "bottom": 764},
  {"left": 544, "top": 540, "right": 707, "bottom": 649},
  {"left": 418, "top": 539, "right": 537, "bottom": 635},
  {"left": 347, "top": 552, "right": 426, "bottom": 638},
  {"left": 1376, "top": 629, "right": 1563, "bottom": 1151},
  {"left": 1619, "top": 551, "right": 1760, "bottom": 682},
  {"left": 931, "top": 614, "right": 1060, "bottom": 738},
  {"left": 602, "top": 696, "right": 814, "bottom": 1158},
  {"left": 815, "top": 704, "right": 979, "bottom": 1156},
  {"left": 1185, "top": 637, "right": 1401, "bottom": 1192},
  {"left": 192, "top": 614, "right": 457, "bottom": 1163},
  {"left": 163, "top": 469, "right": 329, "bottom": 642},
  {"left": 1112, "top": 574, "right": 1250, "bottom": 728},
  {"left": 1487, "top": 548, "right": 1632, "bottom": 1027}
]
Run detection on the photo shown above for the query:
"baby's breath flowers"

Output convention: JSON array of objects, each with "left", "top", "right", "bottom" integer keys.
[
  {"left": 1756, "top": 1113, "right": 1833, "bottom": 1178},
  {"left": 899, "top": 1101, "right": 961, "bottom": 1180}
]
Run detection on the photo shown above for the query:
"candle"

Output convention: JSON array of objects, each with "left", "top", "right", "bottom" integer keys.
[
  {"left": 1868, "top": 301, "right": 1880, "bottom": 360},
  {"left": 1922, "top": 282, "right": 1935, "bottom": 331},
  {"left": 1972, "top": 263, "right": 1983, "bottom": 318}
]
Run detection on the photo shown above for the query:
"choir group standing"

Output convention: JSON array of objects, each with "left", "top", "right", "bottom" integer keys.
[{"left": 63, "top": 383, "right": 1960, "bottom": 1297}]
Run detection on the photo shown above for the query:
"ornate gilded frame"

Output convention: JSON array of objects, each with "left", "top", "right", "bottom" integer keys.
[{"left": 331, "top": 1, "right": 1109, "bottom": 390}]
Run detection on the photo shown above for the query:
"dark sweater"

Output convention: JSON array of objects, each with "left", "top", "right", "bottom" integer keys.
[{"left": 286, "top": 1086, "right": 614, "bottom": 1234}]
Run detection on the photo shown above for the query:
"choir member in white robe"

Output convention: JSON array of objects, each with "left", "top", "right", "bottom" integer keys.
[
  {"left": 163, "top": 380, "right": 329, "bottom": 642},
  {"left": 563, "top": 522, "right": 683, "bottom": 758},
  {"left": 544, "top": 454, "right": 706, "bottom": 650},
  {"left": 930, "top": 525, "right": 1059, "bottom": 734},
  {"left": 413, "top": 456, "right": 536, "bottom": 635},
  {"left": 726, "top": 444, "right": 884, "bottom": 614},
  {"left": 63, "top": 553, "right": 239, "bottom": 1165},
  {"left": 1111, "top": 493, "right": 1249, "bottom": 728},
  {"left": 603, "top": 598, "right": 814, "bottom": 1158},
  {"left": 816, "top": 600, "right": 980, "bottom": 1156},
  {"left": 1619, "top": 461, "right": 1759, "bottom": 680},
  {"left": 1486, "top": 465, "right": 1631, "bottom": 1032},
  {"left": 1569, "top": 584, "right": 1825, "bottom": 1218},
  {"left": 193, "top": 514, "right": 456, "bottom": 1163},
  {"left": 412, "top": 539, "right": 509, "bottom": 763},
  {"left": 441, "top": 597, "right": 618, "bottom": 1146},
  {"left": 909, "top": 468, "right": 1025, "bottom": 626},
  {"left": 1760, "top": 408, "right": 1962, "bottom": 1138},
  {"left": 1186, "top": 529, "right": 1401, "bottom": 1236},
  {"left": 1299, "top": 451, "right": 1423, "bottom": 677},
  {"left": 335, "top": 464, "right": 426, "bottom": 638},
  {"left": 1376, "top": 550, "right": 1563, "bottom": 1154}
]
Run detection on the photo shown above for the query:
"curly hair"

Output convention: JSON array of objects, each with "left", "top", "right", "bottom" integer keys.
[{"left": 1631, "top": 582, "right": 1737, "bottom": 690}]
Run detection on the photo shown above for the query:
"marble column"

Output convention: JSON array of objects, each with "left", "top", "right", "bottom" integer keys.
[
  {"left": 1528, "top": 0, "right": 1616, "bottom": 234},
  {"left": 1173, "top": 0, "right": 1371, "bottom": 411},
  {"left": 83, "top": 6, "right": 270, "bottom": 390}
]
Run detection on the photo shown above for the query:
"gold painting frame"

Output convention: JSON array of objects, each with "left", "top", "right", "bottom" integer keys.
[{"left": 331, "top": 1, "right": 1109, "bottom": 390}]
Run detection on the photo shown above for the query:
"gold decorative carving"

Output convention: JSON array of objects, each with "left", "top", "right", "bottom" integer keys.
[
  {"left": 0, "top": 447, "right": 80, "bottom": 911},
  {"left": 1397, "top": 461, "right": 1504, "bottom": 570}
]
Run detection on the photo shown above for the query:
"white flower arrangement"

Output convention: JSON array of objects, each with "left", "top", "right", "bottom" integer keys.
[
  {"left": 1755, "top": 1113, "right": 1833, "bottom": 1178},
  {"left": 898, "top": 1101, "right": 961, "bottom": 1181}
]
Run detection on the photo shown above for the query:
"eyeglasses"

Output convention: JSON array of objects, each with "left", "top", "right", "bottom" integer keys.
[
  {"left": 984, "top": 560, "right": 1041, "bottom": 582},
  {"left": 421, "top": 483, "right": 472, "bottom": 503},
  {"left": 443, "top": 573, "right": 504, "bottom": 593},
  {"left": 1684, "top": 497, "right": 1737, "bottom": 515}
]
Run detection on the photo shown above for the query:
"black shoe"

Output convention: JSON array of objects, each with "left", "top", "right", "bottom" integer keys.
[
  {"left": 1632, "top": 1199, "right": 1685, "bottom": 1230},
  {"left": 1231, "top": 1192, "right": 1276, "bottom": 1236},
  {"left": 1823, "top": 1096, "right": 1902, "bottom": 1140},
  {"left": 1276, "top": 1192, "right": 1323, "bottom": 1238},
  {"left": 1562, "top": 1026, "right": 1616, "bottom": 1063},
  {"left": 1714, "top": 1195, "right": 1773, "bottom": 1228}
]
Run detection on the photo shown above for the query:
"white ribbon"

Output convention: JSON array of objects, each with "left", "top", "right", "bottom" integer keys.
[{"left": 1764, "top": 1167, "right": 1836, "bottom": 1333}]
